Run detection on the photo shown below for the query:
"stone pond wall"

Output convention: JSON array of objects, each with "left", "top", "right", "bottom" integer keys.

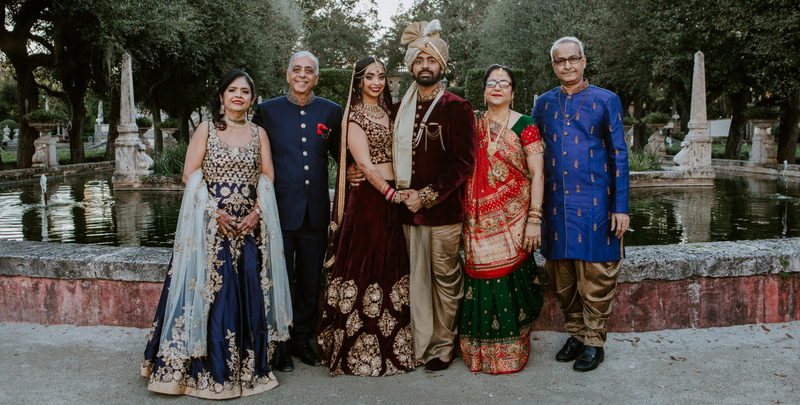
[{"left": 0, "top": 238, "right": 797, "bottom": 332}]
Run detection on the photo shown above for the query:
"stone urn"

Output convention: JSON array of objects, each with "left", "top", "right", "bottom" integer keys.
[
  {"left": 137, "top": 126, "right": 154, "bottom": 155},
  {"left": 644, "top": 123, "right": 668, "bottom": 155},
  {"left": 748, "top": 119, "right": 778, "bottom": 165},
  {"left": 29, "top": 122, "right": 60, "bottom": 168},
  {"left": 160, "top": 127, "right": 179, "bottom": 150}
]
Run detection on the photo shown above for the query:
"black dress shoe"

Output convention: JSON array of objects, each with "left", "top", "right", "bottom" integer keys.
[
  {"left": 274, "top": 353, "right": 294, "bottom": 372},
  {"left": 556, "top": 336, "right": 584, "bottom": 362},
  {"left": 291, "top": 341, "right": 322, "bottom": 366},
  {"left": 424, "top": 356, "right": 456, "bottom": 373},
  {"left": 573, "top": 345, "right": 604, "bottom": 372}
]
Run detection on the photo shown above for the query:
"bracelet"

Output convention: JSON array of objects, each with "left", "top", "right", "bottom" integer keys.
[{"left": 254, "top": 207, "right": 262, "bottom": 218}]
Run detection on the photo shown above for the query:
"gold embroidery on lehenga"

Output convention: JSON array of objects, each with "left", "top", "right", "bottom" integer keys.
[
  {"left": 338, "top": 280, "right": 357, "bottom": 314},
  {"left": 347, "top": 334, "right": 382, "bottom": 376},
  {"left": 389, "top": 275, "right": 409, "bottom": 311},
  {"left": 378, "top": 309, "right": 397, "bottom": 337},
  {"left": 346, "top": 311, "right": 363, "bottom": 337},
  {"left": 393, "top": 326, "right": 415, "bottom": 369},
  {"left": 362, "top": 283, "right": 382, "bottom": 318},
  {"left": 326, "top": 277, "right": 342, "bottom": 307}
]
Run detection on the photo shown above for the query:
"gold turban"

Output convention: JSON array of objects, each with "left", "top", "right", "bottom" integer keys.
[{"left": 402, "top": 20, "right": 449, "bottom": 72}]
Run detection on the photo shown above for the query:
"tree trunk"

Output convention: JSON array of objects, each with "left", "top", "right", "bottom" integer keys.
[
  {"left": 103, "top": 85, "right": 120, "bottom": 161},
  {"left": 180, "top": 109, "right": 191, "bottom": 144},
  {"left": 151, "top": 99, "right": 163, "bottom": 154},
  {"left": 633, "top": 96, "right": 646, "bottom": 152},
  {"left": 65, "top": 83, "right": 87, "bottom": 164},
  {"left": 722, "top": 90, "right": 749, "bottom": 160},
  {"left": 16, "top": 68, "right": 40, "bottom": 169},
  {"left": 777, "top": 92, "right": 800, "bottom": 164}
]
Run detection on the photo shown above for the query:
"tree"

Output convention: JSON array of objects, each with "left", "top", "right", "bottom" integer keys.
[
  {"left": 477, "top": 0, "right": 588, "bottom": 98},
  {"left": 0, "top": 1, "right": 55, "bottom": 168},
  {"left": 300, "top": 0, "right": 379, "bottom": 69}
]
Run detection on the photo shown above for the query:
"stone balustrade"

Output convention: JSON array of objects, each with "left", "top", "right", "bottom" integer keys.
[{"left": 1, "top": 238, "right": 797, "bottom": 332}]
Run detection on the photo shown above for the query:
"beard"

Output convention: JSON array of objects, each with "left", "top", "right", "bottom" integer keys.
[{"left": 414, "top": 69, "right": 442, "bottom": 86}]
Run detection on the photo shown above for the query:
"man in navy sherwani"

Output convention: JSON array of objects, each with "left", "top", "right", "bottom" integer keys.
[
  {"left": 252, "top": 51, "right": 342, "bottom": 372},
  {"left": 533, "top": 37, "right": 630, "bottom": 372}
]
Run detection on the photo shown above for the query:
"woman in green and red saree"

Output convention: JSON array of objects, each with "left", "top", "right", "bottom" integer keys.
[{"left": 459, "top": 64, "right": 545, "bottom": 374}]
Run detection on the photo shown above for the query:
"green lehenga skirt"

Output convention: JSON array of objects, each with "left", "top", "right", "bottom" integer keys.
[{"left": 459, "top": 255, "right": 543, "bottom": 374}]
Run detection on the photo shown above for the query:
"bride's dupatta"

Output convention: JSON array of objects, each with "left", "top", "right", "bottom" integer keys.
[{"left": 158, "top": 169, "right": 292, "bottom": 362}]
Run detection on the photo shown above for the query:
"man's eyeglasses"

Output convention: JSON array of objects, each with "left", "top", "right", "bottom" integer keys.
[
  {"left": 552, "top": 56, "right": 583, "bottom": 66},
  {"left": 486, "top": 80, "right": 511, "bottom": 89}
]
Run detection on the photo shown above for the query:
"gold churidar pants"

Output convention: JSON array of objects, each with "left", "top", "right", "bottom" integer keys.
[
  {"left": 404, "top": 223, "right": 464, "bottom": 364},
  {"left": 544, "top": 258, "right": 622, "bottom": 347}
]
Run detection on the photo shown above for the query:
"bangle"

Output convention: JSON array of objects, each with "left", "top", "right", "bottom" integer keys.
[{"left": 254, "top": 207, "right": 262, "bottom": 218}]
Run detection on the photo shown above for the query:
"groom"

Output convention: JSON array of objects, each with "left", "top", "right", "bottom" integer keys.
[{"left": 252, "top": 51, "right": 343, "bottom": 372}]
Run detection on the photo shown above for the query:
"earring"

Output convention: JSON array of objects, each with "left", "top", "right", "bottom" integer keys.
[
  {"left": 483, "top": 98, "right": 487, "bottom": 107},
  {"left": 512, "top": 97, "right": 514, "bottom": 109},
  {"left": 219, "top": 105, "right": 225, "bottom": 115}
]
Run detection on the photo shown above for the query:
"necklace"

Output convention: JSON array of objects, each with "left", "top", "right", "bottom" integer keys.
[
  {"left": 224, "top": 115, "right": 248, "bottom": 128},
  {"left": 558, "top": 85, "right": 589, "bottom": 126},
  {"left": 485, "top": 110, "right": 510, "bottom": 158},
  {"left": 358, "top": 102, "right": 387, "bottom": 120}
]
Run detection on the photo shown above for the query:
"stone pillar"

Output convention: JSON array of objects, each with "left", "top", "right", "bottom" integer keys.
[
  {"left": 673, "top": 187, "right": 714, "bottom": 243},
  {"left": 748, "top": 120, "right": 778, "bottom": 165},
  {"left": 673, "top": 51, "right": 714, "bottom": 176},
  {"left": 113, "top": 53, "right": 153, "bottom": 187}
]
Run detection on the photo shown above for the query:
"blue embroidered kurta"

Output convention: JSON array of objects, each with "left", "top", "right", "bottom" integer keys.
[
  {"left": 252, "top": 96, "right": 342, "bottom": 231},
  {"left": 533, "top": 84, "right": 629, "bottom": 262}
]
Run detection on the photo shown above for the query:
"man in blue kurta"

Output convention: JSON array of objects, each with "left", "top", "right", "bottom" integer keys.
[
  {"left": 533, "top": 37, "right": 630, "bottom": 372},
  {"left": 252, "top": 51, "right": 343, "bottom": 372}
]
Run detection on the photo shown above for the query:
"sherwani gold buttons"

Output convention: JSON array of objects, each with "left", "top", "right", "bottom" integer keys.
[
  {"left": 301, "top": 123, "right": 306, "bottom": 128},
  {"left": 302, "top": 137, "right": 307, "bottom": 142},
  {"left": 567, "top": 95, "right": 572, "bottom": 100},
  {"left": 300, "top": 110, "right": 306, "bottom": 115},
  {"left": 564, "top": 171, "right": 568, "bottom": 175},
  {"left": 565, "top": 190, "right": 569, "bottom": 194},
  {"left": 563, "top": 152, "right": 567, "bottom": 155},
  {"left": 304, "top": 165, "right": 309, "bottom": 170},
  {"left": 305, "top": 180, "right": 310, "bottom": 185},
  {"left": 412, "top": 170, "right": 416, "bottom": 174},
  {"left": 303, "top": 151, "right": 308, "bottom": 156}
]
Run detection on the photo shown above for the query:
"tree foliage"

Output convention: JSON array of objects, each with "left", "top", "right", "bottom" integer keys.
[{"left": 300, "top": 0, "right": 379, "bottom": 69}]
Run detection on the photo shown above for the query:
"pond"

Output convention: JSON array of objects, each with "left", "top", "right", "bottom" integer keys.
[{"left": 0, "top": 171, "right": 797, "bottom": 247}]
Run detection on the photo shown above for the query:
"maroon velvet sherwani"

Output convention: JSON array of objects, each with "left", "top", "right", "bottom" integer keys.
[{"left": 395, "top": 89, "right": 478, "bottom": 363}]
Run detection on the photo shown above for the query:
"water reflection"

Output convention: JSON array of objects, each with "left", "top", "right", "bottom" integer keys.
[
  {"left": 0, "top": 172, "right": 181, "bottom": 247},
  {"left": 0, "top": 171, "right": 797, "bottom": 247},
  {"left": 628, "top": 172, "right": 800, "bottom": 246}
]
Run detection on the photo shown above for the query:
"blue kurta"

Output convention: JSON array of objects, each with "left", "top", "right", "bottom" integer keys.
[{"left": 533, "top": 84, "right": 629, "bottom": 262}]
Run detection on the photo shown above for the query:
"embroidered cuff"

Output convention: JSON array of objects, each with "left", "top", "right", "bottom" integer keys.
[
  {"left": 524, "top": 140, "right": 544, "bottom": 156},
  {"left": 418, "top": 185, "right": 439, "bottom": 209}
]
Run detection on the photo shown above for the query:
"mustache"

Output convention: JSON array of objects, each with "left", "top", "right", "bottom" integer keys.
[{"left": 418, "top": 69, "right": 434, "bottom": 75}]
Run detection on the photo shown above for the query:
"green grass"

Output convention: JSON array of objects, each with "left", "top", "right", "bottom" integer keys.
[
  {"left": 152, "top": 143, "right": 188, "bottom": 175},
  {"left": 1, "top": 148, "right": 107, "bottom": 169},
  {"left": 628, "top": 150, "right": 663, "bottom": 171}
]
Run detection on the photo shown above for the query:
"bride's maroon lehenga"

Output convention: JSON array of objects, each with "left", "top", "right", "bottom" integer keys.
[{"left": 317, "top": 109, "right": 415, "bottom": 376}]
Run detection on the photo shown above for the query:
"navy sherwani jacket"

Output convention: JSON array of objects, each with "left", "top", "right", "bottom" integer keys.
[{"left": 252, "top": 96, "right": 342, "bottom": 231}]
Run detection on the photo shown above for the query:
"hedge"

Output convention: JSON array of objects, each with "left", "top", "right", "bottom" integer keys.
[{"left": 315, "top": 69, "right": 352, "bottom": 107}]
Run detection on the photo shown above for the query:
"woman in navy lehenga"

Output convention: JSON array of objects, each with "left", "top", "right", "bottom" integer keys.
[{"left": 141, "top": 69, "right": 292, "bottom": 399}]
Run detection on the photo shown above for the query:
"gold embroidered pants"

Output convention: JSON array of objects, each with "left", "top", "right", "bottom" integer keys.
[
  {"left": 544, "top": 258, "right": 622, "bottom": 347},
  {"left": 404, "top": 223, "right": 464, "bottom": 364}
]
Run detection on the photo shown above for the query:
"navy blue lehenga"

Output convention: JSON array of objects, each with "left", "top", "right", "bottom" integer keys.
[{"left": 141, "top": 122, "right": 290, "bottom": 399}]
